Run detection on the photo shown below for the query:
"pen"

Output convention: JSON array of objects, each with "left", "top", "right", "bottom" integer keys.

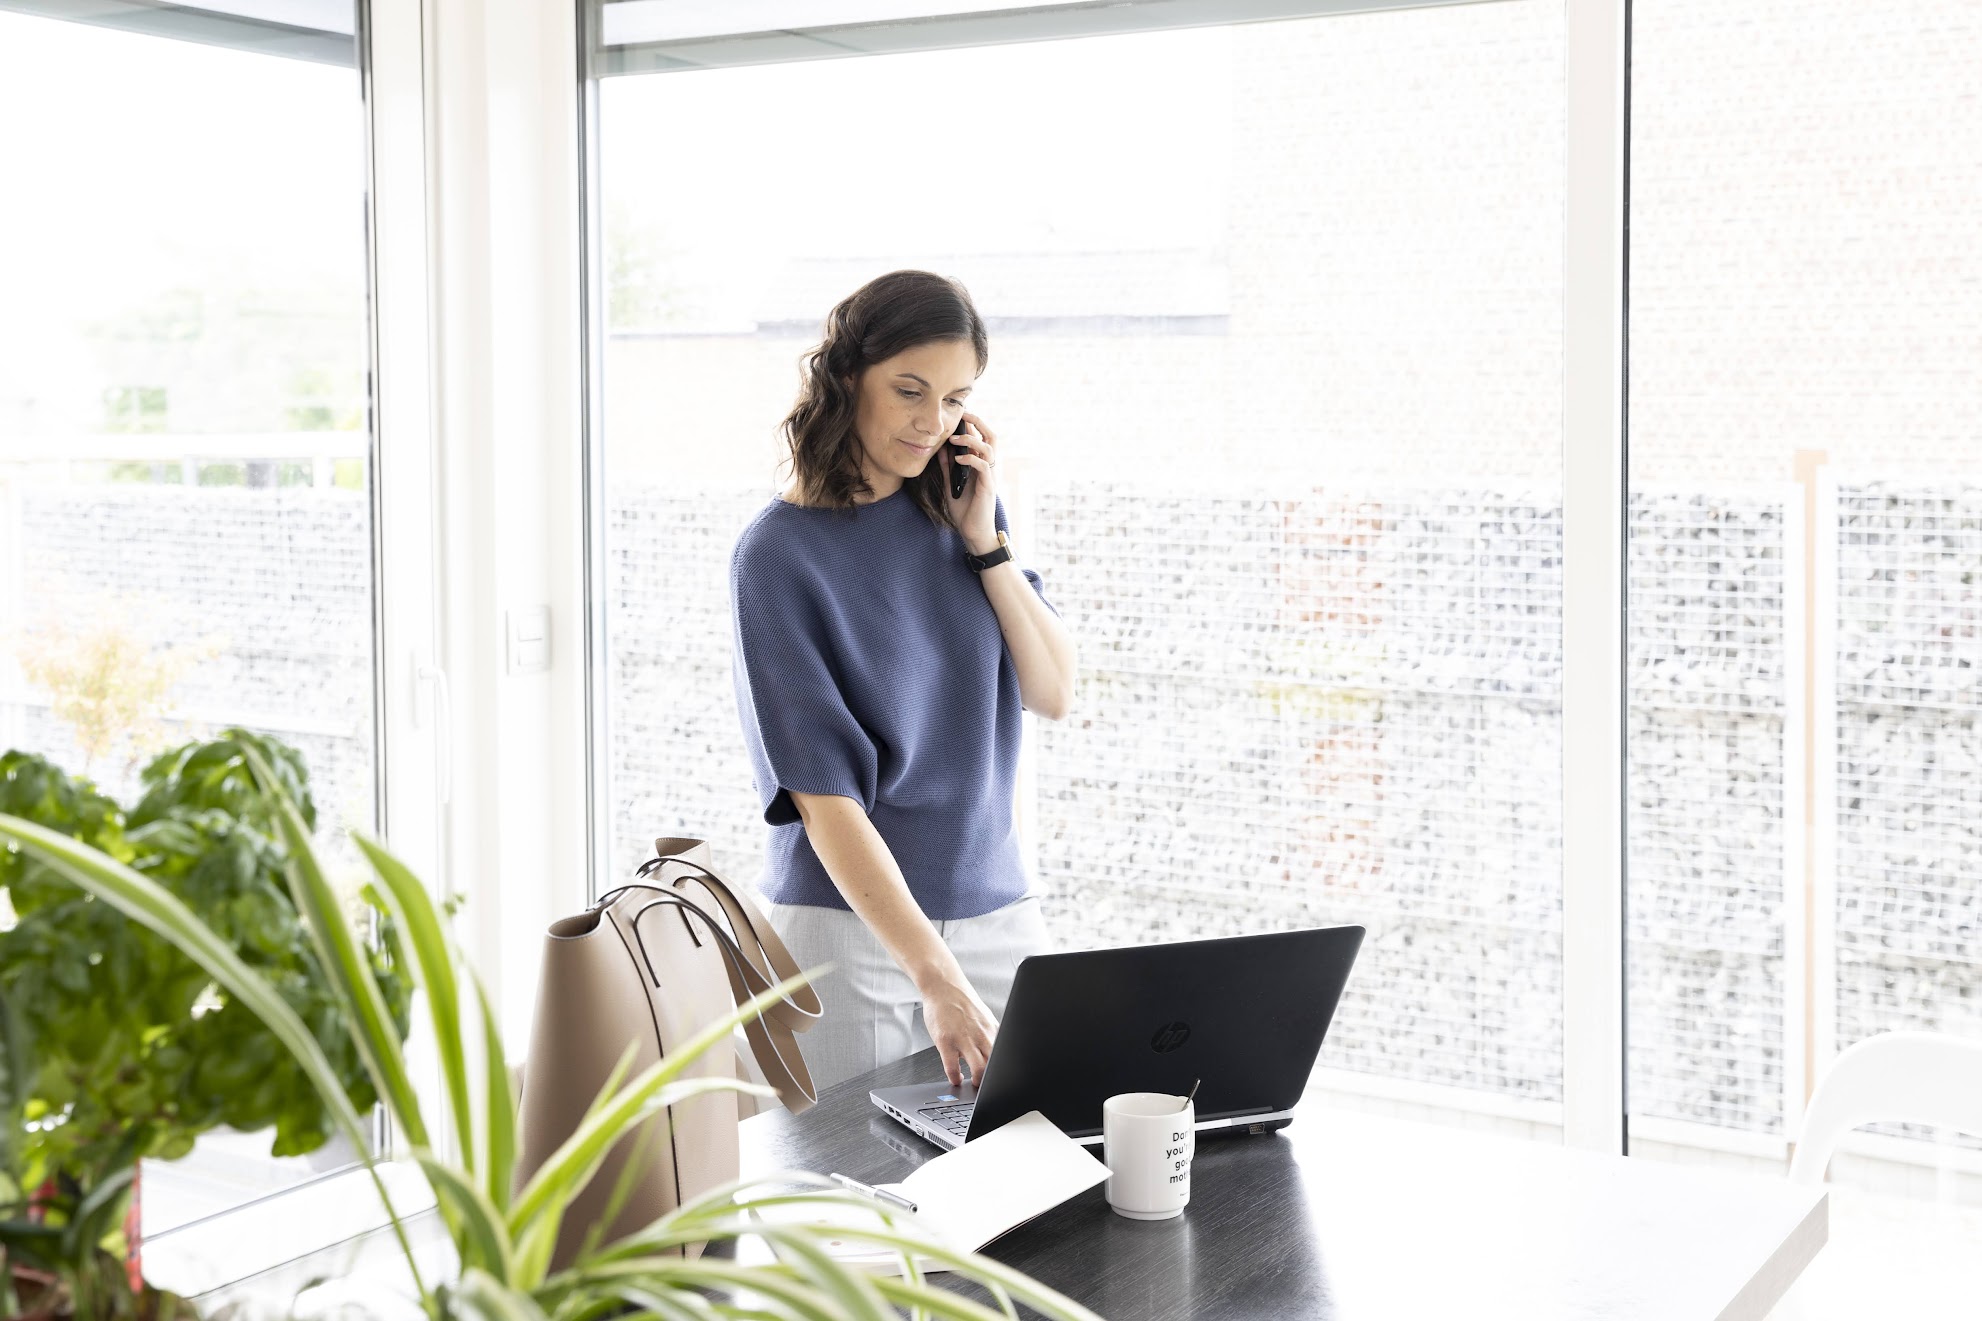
[{"left": 829, "top": 1171, "right": 918, "bottom": 1213}]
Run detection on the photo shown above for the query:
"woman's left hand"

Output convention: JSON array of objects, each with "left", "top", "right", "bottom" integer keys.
[{"left": 942, "top": 411, "right": 1002, "bottom": 552}]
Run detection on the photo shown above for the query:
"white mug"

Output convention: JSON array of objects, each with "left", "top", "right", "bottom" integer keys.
[{"left": 1102, "top": 1091, "right": 1195, "bottom": 1220}]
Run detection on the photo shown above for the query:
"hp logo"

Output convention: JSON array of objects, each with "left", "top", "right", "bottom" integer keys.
[{"left": 1150, "top": 1021, "right": 1192, "bottom": 1053}]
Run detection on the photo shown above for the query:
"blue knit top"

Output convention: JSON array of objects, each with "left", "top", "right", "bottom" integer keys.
[{"left": 728, "top": 486, "right": 1059, "bottom": 920}]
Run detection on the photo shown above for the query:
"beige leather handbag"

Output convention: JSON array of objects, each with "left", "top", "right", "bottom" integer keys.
[{"left": 514, "top": 836, "right": 822, "bottom": 1269}]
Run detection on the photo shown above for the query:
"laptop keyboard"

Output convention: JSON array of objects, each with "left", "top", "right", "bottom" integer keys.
[{"left": 918, "top": 1101, "right": 975, "bottom": 1137}]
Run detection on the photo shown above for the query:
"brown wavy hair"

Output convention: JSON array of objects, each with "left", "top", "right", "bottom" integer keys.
[{"left": 777, "top": 269, "right": 989, "bottom": 530}]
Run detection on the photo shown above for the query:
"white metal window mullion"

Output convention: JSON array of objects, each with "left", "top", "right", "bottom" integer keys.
[
  {"left": 1004, "top": 458, "right": 1045, "bottom": 878},
  {"left": 369, "top": 0, "right": 452, "bottom": 1162},
  {"left": 1561, "top": 0, "right": 1629, "bottom": 1154},
  {"left": 371, "top": 0, "right": 446, "bottom": 935},
  {"left": 578, "top": 0, "right": 612, "bottom": 905},
  {"left": 1781, "top": 484, "right": 1808, "bottom": 1141},
  {"left": 1811, "top": 466, "right": 1839, "bottom": 1078}
]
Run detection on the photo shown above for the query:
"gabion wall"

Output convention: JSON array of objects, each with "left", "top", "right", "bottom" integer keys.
[
  {"left": 600, "top": 479, "right": 1967, "bottom": 1130},
  {"left": 14, "top": 487, "right": 379, "bottom": 869},
  {"left": 1833, "top": 483, "right": 1982, "bottom": 1141},
  {"left": 12, "top": 477, "right": 1973, "bottom": 1140},
  {"left": 601, "top": 481, "right": 1801, "bottom": 1118},
  {"left": 1627, "top": 491, "right": 1792, "bottom": 1134},
  {"left": 605, "top": 486, "right": 779, "bottom": 882},
  {"left": 1025, "top": 487, "right": 1565, "bottom": 1102}
]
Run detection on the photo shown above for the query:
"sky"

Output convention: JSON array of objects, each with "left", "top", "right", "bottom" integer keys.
[
  {"left": 600, "top": 25, "right": 1230, "bottom": 265},
  {"left": 0, "top": 13, "right": 368, "bottom": 386}
]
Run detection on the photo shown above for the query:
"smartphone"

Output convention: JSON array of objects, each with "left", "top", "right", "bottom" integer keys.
[{"left": 947, "top": 416, "right": 971, "bottom": 500}]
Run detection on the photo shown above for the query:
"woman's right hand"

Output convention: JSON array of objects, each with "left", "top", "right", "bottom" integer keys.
[
  {"left": 787, "top": 790, "right": 1006, "bottom": 1088},
  {"left": 918, "top": 969, "right": 999, "bottom": 1089}
]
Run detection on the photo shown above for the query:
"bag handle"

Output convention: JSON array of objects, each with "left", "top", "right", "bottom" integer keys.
[
  {"left": 640, "top": 838, "right": 825, "bottom": 1034},
  {"left": 617, "top": 887, "right": 818, "bottom": 1114}
]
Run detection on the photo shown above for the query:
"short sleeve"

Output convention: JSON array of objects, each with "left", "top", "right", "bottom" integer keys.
[
  {"left": 729, "top": 542, "right": 880, "bottom": 826},
  {"left": 993, "top": 496, "right": 1061, "bottom": 619}
]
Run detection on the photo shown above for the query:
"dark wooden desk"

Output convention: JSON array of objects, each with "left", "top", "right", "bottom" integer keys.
[{"left": 738, "top": 1047, "right": 1827, "bottom": 1321}]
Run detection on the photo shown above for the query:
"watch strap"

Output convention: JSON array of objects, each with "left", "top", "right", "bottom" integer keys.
[{"left": 965, "top": 530, "right": 1013, "bottom": 573}]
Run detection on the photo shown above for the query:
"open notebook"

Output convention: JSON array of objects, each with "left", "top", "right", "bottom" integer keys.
[{"left": 748, "top": 1110, "right": 1110, "bottom": 1275}]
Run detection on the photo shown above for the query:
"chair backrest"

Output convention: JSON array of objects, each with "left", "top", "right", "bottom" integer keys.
[{"left": 1789, "top": 1030, "right": 1982, "bottom": 1184}]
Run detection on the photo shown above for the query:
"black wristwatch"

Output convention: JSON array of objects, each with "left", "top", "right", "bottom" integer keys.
[{"left": 965, "top": 530, "right": 1013, "bottom": 573}]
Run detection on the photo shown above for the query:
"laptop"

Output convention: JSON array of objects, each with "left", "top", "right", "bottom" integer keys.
[{"left": 870, "top": 924, "right": 1365, "bottom": 1150}]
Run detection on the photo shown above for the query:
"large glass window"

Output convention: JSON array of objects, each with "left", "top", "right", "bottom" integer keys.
[
  {"left": 1627, "top": 0, "right": 1982, "bottom": 1188},
  {"left": 0, "top": 3, "right": 385, "bottom": 1237},
  {"left": 592, "top": 0, "right": 1567, "bottom": 1120}
]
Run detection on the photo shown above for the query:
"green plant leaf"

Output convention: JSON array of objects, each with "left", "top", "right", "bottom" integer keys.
[
  {"left": 576, "top": 1258, "right": 842, "bottom": 1321},
  {"left": 0, "top": 985, "right": 30, "bottom": 1174},
  {"left": 132, "top": 730, "right": 317, "bottom": 836},
  {"left": 507, "top": 972, "right": 814, "bottom": 1248},
  {"left": 447, "top": 1265, "right": 550, "bottom": 1321},
  {"left": 542, "top": 1174, "right": 1091, "bottom": 1321},
  {"left": 237, "top": 743, "right": 428, "bottom": 1150},
  {"left": 768, "top": 1223, "right": 1100, "bottom": 1321},
  {"left": 471, "top": 969, "right": 517, "bottom": 1209},
  {"left": 583, "top": 1178, "right": 1102, "bottom": 1321},
  {"left": 571, "top": 1103, "right": 669, "bottom": 1268},
  {"left": 0, "top": 816, "right": 370, "bottom": 1155},
  {"left": 514, "top": 1073, "right": 770, "bottom": 1291},
  {"left": 0, "top": 812, "right": 425, "bottom": 1301},
  {"left": 573, "top": 1175, "right": 884, "bottom": 1264},
  {"left": 354, "top": 831, "right": 470, "bottom": 1166},
  {"left": 66, "top": 1162, "right": 134, "bottom": 1251},
  {"left": 0, "top": 1217, "right": 67, "bottom": 1276},
  {"left": 510, "top": 1038, "right": 640, "bottom": 1281},
  {"left": 412, "top": 1148, "right": 514, "bottom": 1279},
  {"left": 510, "top": 1216, "right": 560, "bottom": 1301},
  {"left": 1, "top": 732, "right": 421, "bottom": 1313},
  {"left": 869, "top": 1274, "right": 1019, "bottom": 1321},
  {"left": 594, "top": 1283, "right": 717, "bottom": 1321},
  {"left": 756, "top": 1221, "right": 891, "bottom": 1319}
]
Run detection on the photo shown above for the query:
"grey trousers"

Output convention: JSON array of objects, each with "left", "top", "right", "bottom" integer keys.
[{"left": 760, "top": 892, "right": 1053, "bottom": 1096}]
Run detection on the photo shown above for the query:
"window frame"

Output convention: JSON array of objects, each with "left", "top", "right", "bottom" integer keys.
[{"left": 83, "top": 0, "right": 457, "bottom": 1290}]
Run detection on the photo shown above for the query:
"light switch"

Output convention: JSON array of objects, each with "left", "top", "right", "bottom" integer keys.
[{"left": 507, "top": 605, "right": 550, "bottom": 675}]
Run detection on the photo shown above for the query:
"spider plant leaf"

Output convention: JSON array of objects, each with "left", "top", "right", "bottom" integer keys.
[
  {"left": 356, "top": 831, "right": 470, "bottom": 1167},
  {"left": 471, "top": 969, "right": 518, "bottom": 1209},
  {"left": 507, "top": 971, "right": 812, "bottom": 1242},
  {"left": 568, "top": 1258, "right": 839, "bottom": 1321},
  {"left": 412, "top": 1148, "right": 514, "bottom": 1279},
  {"left": 447, "top": 1266, "right": 550, "bottom": 1321},
  {"left": 514, "top": 1074, "right": 767, "bottom": 1288},
  {"left": 239, "top": 743, "right": 427, "bottom": 1149}
]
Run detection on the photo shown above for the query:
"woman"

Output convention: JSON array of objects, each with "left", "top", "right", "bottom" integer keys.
[{"left": 727, "top": 269, "right": 1078, "bottom": 1095}]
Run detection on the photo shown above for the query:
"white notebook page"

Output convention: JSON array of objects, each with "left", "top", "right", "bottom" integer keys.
[{"left": 881, "top": 1110, "right": 1111, "bottom": 1254}]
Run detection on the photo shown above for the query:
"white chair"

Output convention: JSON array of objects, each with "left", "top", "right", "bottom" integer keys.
[
  {"left": 1767, "top": 1031, "right": 1982, "bottom": 1321},
  {"left": 1788, "top": 1030, "right": 1982, "bottom": 1184}
]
